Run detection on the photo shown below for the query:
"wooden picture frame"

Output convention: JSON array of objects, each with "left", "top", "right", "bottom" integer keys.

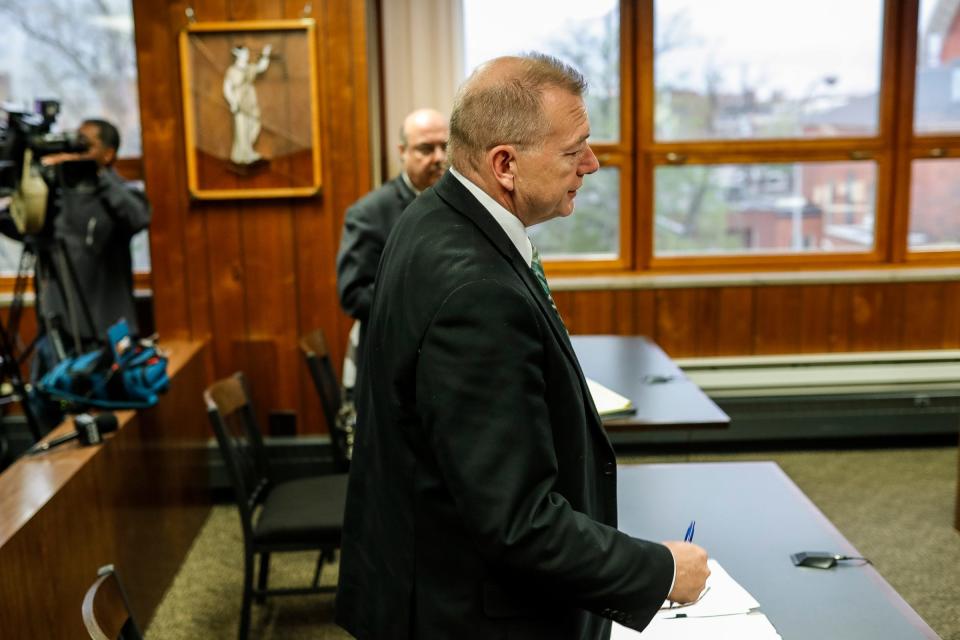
[{"left": 178, "top": 19, "right": 321, "bottom": 200}]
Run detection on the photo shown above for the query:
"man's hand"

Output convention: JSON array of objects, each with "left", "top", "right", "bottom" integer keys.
[
  {"left": 662, "top": 541, "right": 710, "bottom": 603},
  {"left": 40, "top": 152, "right": 91, "bottom": 166}
]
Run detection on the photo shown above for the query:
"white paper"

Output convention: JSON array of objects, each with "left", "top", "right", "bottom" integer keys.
[
  {"left": 585, "top": 377, "right": 634, "bottom": 416},
  {"left": 609, "top": 560, "right": 782, "bottom": 640},
  {"left": 612, "top": 612, "right": 783, "bottom": 640},
  {"left": 654, "top": 558, "right": 759, "bottom": 619}
]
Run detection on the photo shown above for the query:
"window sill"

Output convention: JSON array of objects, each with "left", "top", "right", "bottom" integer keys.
[
  {"left": 550, "top": 266, "right": 960, "bottom": 291},
  {"left": 0, "top": 287, "right": 153, "bottom": 307}
]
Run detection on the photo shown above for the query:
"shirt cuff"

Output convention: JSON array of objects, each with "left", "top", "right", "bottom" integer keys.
[{"left": 667, "top": 548, "right": 677, "bottom": 599}]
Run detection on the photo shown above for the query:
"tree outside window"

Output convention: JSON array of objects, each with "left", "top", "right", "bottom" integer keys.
[{"left": 0, "top": 0, "right": 147, "bottom": 275}]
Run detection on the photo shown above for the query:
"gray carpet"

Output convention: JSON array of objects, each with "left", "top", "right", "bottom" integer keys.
[{"left": 146, "top": 446, "right": 960, "bottom": 639}]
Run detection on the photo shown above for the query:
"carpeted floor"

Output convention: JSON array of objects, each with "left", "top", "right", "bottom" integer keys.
[{"left": 146, "top": 446, "right": 960, "bottom": 639}]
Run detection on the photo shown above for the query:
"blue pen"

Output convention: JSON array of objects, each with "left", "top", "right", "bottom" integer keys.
[{"left": 684, "top": 520, "right": 696, "bottom": 542}]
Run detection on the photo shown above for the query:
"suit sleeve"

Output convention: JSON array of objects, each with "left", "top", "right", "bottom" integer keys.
[
  {"left": 336, "top": 202, "right": 383, "bottom": 322},
  {"left": 415, "top": 278, "right": 674, "bottom": 631}
]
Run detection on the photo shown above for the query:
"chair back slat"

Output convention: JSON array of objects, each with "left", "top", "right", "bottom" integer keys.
[
  {"left": 204, "top": 375, "right": 247, "bottom": 416},
  {"left": 300, "top": 329, "right": 351, "bottom": 470},
  {"left": 205, "top": 373, "right": 272, "bottom": 527},
  {"left": 82, "top": 565, "right": 142, "bottom": 640}
]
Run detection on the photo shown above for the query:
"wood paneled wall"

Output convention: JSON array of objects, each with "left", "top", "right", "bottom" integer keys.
[
  {"left": 554, "top": 280, "right": 960, "bottom": 358},
  {"left": 132, "top": 0, "right": 370, "bottom": 432}
]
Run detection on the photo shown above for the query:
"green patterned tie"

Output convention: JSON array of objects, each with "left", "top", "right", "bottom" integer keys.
[
  {"left": 530, "top": 245, "right": 551, "bottom": 298},
  {"left": 530, "top": 244, "right": 561, "bottom": 317}
]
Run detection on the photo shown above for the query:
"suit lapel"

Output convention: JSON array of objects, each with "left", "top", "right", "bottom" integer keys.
[{"left": 434, "top": 172, "right": 606, "bottom": 432}]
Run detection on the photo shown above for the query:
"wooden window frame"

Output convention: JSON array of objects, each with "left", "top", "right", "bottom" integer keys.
[
  {"left": 545, "top": 0, "right": 960, "bottom": 275},
  {"left": 892, "top": 0, "right": 960, "bottom": 264},
  {"left": 547, "top": 1, "right": 637, "bottom": 274}
]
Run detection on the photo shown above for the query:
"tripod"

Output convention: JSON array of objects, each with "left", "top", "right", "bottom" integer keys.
[
  {"left": 2, "top": 233, "right": 97, "bottom": 442},
  {"left": 0, "top": 293, "right": 39, "bottom": 441}
]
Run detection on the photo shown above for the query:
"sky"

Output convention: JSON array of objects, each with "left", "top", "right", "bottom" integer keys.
[
  {"left": 463, "top": 0, "right": 618, "bottom": 72},
  {"left": 920, "top": 0, "right": 941, "bottom": 31},
  {"left": 0, "top": 0, "right": 138, "bottom": 148},
  {"left": 462, "top": 0, "right": 938, "bottom": 102}
]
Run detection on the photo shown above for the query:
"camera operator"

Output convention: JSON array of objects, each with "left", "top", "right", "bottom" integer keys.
[
  {"left": 36, "top": 119, "right": 151, "bottom": 336},
  {"left": 1, "top": 117, "right": 151, "bottom": 430}
]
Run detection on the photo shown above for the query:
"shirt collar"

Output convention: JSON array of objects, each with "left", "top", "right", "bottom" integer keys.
[
  {"left": 400, "top": 171, "right": 420, "bottom": 196},
  {"left": 449, "top": 166, "right": 532, "bottom": 267}
]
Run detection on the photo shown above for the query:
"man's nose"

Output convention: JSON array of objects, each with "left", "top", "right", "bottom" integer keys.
[
  {"left": 433, "top": 144, "right": 447, "bottom": 163},
  {"left": 580, "top": 145, "right": 600, "bottom": 175}
]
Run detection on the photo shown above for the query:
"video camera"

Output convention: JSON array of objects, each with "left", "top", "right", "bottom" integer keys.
[{"left": 0, "top": 99, "right": 97, "bottom": 235}]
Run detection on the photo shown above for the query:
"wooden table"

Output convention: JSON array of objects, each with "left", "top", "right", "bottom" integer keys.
[
  {"left": 619, "top": 462, "right": 939, "bottom": 639},
  {"left": 571, "top": 335, "right": 729, "bottom": 431},
  {"left": 0, "top": 340, "right": 211, "bottom": 639}
]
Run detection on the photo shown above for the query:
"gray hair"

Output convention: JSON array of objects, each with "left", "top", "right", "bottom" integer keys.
[{"left": 448, "top": 52, "right": 586, "bottom": 172}]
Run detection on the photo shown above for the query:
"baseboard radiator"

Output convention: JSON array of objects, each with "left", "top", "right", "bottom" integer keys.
[{"left": 629, "top": 350, "right": 960, "bottom": 445}]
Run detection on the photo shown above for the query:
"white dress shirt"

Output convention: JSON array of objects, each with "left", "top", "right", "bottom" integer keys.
[{"left": 449, "top": 167, "right": 532, "bottom": 267}]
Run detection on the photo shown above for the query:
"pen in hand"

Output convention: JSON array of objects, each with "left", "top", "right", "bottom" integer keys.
[{"left": 684, "top": 520, "right": 696, "bottom": 543}]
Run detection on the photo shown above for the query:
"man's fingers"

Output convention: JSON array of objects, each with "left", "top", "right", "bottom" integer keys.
[{"left": 662, "top": 541, "right": 710, "bottom": 603}]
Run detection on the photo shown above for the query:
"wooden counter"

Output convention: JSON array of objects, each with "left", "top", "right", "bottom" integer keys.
[{"left": 0, "top": 340, "right": 211, "bottom": 639}]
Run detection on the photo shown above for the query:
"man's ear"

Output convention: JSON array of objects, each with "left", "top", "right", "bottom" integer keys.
[
  {"left": 103, "top": 146, "right": 117, "bottom": 167},
  {"left": 489, "top": 145, "right": 517, "bottom": 192}
]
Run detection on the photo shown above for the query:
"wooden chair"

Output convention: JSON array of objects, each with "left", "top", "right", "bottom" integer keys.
[
  {"left": 81, "top": 564, "right": 142, "bottom": 640},
  {"left": 204, "top": 372, "right": 347, "bottom": 640},
  {"left": 299, "top": 328, "right": 352, "bottom": 472}
]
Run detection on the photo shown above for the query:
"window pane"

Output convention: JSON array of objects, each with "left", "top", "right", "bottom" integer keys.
[
  {"left": 0, "top": 1, "right": 148, "bottom": 275},
  {"left": 909, "top": 159, "right": 960, "bottom": 250},
  {"left": 529, "top": 166, "right": 620, "bottom": 259},
  {"left": 915, "top": 0, "right": 960, "bottom": 133},
  {"left": 0, "top": 0, "right": 142, "bottom": 156},
  {"left": 655, "top": 0, "right": 883, "bottom": 141},
  {"left": 655, "top": 161, "right": 876, "bottom": 255},
  {"left": 462, "top": 0, "right": 620, "bottom": 141},
  {"left": 0, "top": 235, "right": 23, "bottom": 275}
]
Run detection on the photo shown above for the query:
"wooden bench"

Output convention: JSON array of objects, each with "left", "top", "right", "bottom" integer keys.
[{"left": 0, "top": 340, "right": 211, "bottom": 639}]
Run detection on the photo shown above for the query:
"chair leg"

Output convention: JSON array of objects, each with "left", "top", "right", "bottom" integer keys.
[
  {"left": 311, "top": 550, "right": 325, "bottom": 588},
  {"left": 256, "top": 552, "right": 270, "bottom": 604},
  {"left": 239, "top": 549, "right": 254, "bottom": 640}
]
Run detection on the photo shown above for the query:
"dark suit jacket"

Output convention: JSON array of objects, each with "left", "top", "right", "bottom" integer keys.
[
  {"left": 336, "top": 172, "right": 674, "bottom": 640},
  {"left": 335, "top": 175, "right": 416, "bottom": 323}
]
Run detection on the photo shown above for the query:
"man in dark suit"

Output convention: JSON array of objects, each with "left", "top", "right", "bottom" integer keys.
[
  {"left": 335, "top": 107, "right": 448, "bottom": 327},
  {"left": 335, "top": 108, "right": 447, "bottom": 392},
  {"left": 336, "top": 54, "right": 709, "bottom": 639}
]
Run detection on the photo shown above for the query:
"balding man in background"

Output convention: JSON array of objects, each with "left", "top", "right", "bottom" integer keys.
[
  {"left": 334, "top": 109, "right": 447, "bottom": 427},
  {"left": 335, "top": 107, "right": 448, "bottom": 338},
  {"left": 336, "top": 54, "right": 709, "bottom": 639}
]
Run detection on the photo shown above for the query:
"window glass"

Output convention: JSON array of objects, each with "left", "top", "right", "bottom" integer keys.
[
  {"left": 915, "top": 0, "right": 960, "bottom": 133},
  {"left": 529, "top": 166, "right": 620, "bottom": 259},
  {"left": 462, "top": 0, "right": 620, "bottom": 141},
  {"left": 655, "top": 161, "right": 877, "bottom": 255},
  {"left": 0, "top": 236, "right": 23, "bottom": 275},
  {"left": 0, "top": 0, "right": 141, "bottom": 156},
  {"left": 909, "top": 158, "right": 960, "bottom": 250},
  {"left": 0, "top": 0, "right": 147, "bottom": 275},
  {"left": 654, "top": 0, "right": 884, "bottom": 140}
]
